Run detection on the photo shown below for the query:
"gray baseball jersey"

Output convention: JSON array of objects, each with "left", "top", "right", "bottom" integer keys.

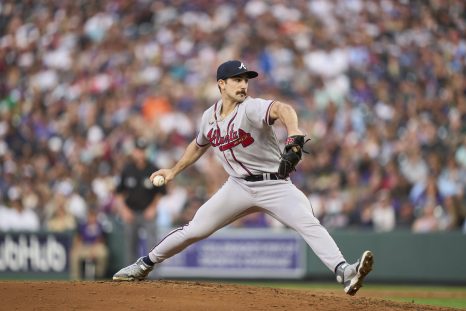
[
  {"left": 196, "top": 97, "right": 281, "bottom": 177},
  {"left": 148, "top": 97, "right": 346, "bottom": 272}
]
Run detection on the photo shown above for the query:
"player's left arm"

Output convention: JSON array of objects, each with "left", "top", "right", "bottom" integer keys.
[
  {"left": 269, "top": 101, "right": 309, "bottom": 178},
  {"left": 269, "top": 101, "right": 303, "bottom": 136}
]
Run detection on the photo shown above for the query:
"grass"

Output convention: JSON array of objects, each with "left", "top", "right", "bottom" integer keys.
[
  {"left": 388, "top": 297, "right": 466, "bottom": 309},
  {"left": 230, "top": 281, "right": 466, "bottom": 310}
]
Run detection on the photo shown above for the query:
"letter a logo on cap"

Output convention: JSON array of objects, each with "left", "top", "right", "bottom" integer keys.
[{"left": 238, "top": 62, "right": 247, "bottom": 70}]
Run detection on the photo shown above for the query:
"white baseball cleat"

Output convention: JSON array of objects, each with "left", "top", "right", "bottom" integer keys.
[
  {"left": 112, "top": 257, "right": 154, "bottom": 281},
  {"left": 335, "top": 250, "right": 374, "bottom": 296}
]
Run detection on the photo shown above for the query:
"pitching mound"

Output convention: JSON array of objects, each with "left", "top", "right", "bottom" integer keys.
[{"left": 0, "top": 281, "right": 456, "bottom": 311}]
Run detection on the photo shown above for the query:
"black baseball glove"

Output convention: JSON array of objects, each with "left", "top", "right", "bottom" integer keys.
[{"left": 278, "top": 135, "right": 310, "bottom": 178}]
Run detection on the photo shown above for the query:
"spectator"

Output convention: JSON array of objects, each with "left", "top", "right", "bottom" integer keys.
[
  {"left": 0, "top": 203, "right": 12, "bottom": 231},
  {"left": 322, "top": 189, "right": 348, "bottom": 229},
  {"left": 396, "top": 201, "right": 415, "bottom": 230},
  {"left": 46, "top": 196, "right": 77, "bottom": 233},
  {"left": 398, "top": 148, "right": 428, "bottom": 186},
  {"left": 412, "top": 203, "right": 440, "bottom": 233},
  {"left": 0, "top": 187, "right": 40, "bottom": 232},
  {"left": 70, "top": 209, "right": 108, "bottom": 280},
  {"left": 410, "top": 176, "right": 444, "bottom": 216},
  {"left": 371, "top": 190, "right": 396, "bottom": 232}
]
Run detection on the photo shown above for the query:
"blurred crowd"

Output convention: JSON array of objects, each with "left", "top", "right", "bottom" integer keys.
[{"left": 0, "top": 0, "right": 465, "bottom": 237}]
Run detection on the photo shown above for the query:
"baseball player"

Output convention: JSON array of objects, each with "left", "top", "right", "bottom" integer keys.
[{"left": 113, "top": 60, "right": 374, "bottom": 295}]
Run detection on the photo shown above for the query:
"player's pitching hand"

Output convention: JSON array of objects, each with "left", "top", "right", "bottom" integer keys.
[{"left": 150, "top": 169, "right": 175, "bottom": 185}]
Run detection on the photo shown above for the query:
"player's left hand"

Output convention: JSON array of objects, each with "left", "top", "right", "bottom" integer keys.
[{"left": 278, "top": 135, "right": 310, "bottom": 178}]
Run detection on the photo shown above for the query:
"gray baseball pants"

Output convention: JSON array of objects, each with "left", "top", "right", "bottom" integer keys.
[{"left": 148, "top": 177, "right": 345, "bottom": 271}]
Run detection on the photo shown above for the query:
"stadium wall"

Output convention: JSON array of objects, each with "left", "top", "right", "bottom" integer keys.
[
  {"left": 1, "top": 229, "right": 465, "bottom": 284},
  {"left": 306, "top": 230, "right": 466, "bottom": 284}
]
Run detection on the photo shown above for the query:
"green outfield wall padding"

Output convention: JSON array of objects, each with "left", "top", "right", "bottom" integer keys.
[
  {"left": 306, "top": 230, "right": 466, "bottom": 283},
  {"left": 2, "top": 228, "right": 465, "bottom": 283}
]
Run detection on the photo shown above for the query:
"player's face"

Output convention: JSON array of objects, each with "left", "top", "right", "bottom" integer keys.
[{"left": 221, "top": 75, "right": 249, "bottom": 102}]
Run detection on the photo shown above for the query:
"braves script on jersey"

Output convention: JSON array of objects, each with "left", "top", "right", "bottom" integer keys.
[{"left": 196, "top": 97, "right": 281, "bottom": 177}]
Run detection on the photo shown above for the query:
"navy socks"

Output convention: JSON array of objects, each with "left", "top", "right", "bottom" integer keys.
[{"left": 142, "top": 256, "right": 155, "bottom": 266}]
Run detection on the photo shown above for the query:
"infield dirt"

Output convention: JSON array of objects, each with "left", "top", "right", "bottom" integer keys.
[{"left": 0, "top": 280, "right": 460, "bottom": 310}]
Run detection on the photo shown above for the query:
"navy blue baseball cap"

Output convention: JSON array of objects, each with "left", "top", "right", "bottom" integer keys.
[{"left": 216, "top": 60, "right": 259, "bottom": 81}]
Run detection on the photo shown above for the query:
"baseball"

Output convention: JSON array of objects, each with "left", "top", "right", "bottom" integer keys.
[{"left": 152, "top": 175, "right": 165, "bottom": 187}]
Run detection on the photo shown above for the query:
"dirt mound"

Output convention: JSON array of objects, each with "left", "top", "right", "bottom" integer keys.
[{"left": 0, "top": 281, "right": 456, "bottom": 311}]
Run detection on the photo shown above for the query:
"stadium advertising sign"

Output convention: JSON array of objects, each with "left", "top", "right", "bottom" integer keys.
[
  {"left": 157, "top": 229, "right": 307, "bottom": 279},
  {"left": 0, "top": 232, "right": 71, "bottom": 278}
]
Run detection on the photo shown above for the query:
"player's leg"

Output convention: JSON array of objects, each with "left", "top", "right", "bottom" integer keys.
[
  {"left": 256, "top": 181, "right": 345, "bottom": 270},
  {"left": 148, "top": 178, "right": 255, "bottom": 263},
  {"left": 256, "top": 181, "right": 373, "bottom": 295},
  {"left": 112, "top": 178, "right": 255, "bottom": 281}
]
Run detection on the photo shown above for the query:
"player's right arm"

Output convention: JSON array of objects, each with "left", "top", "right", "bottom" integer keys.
[{"left": 150, "top": 139, "right": 210, "bottom": 184}]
